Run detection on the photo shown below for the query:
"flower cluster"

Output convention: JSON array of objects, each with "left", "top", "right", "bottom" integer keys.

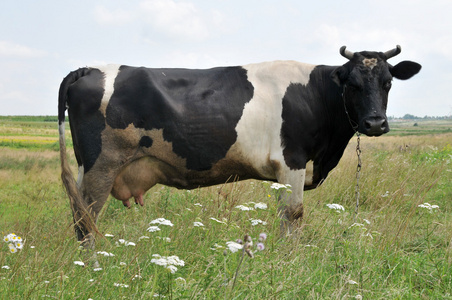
[
  {"left": 326, "top": 203, "right": 345, "bottom": 212},
  {"left": 235, "top": 202, "right": 268, "bottom": 211},
  {"left": 418, "top": 202, "right": 439, "bottom": 212},
  {"left": 117, "top": 239, "right": 136, "bottom": 247},
  {"left": 151, "top": 254, "right": 185, "bottom": 274},
  {"left": 3, "top": 233, "right": 23, "bottom": 254},
  {"left": 147, "top": 217, "right": 174, "bottom": 232},
  {"left": 270, "top": 183, "right": 292, "bottom": 191},
  {"left": 250, "top": 219, "right": 267, "bottom": 226}
]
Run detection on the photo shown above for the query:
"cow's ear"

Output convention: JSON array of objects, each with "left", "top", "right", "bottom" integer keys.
[
  {"left": 390, "top": 61, "right": 422, "bottom": 80},
  {"left": 330, "top": 66, "right": 348, "bottom": 87}
]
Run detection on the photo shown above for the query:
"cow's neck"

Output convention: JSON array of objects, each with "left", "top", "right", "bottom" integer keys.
[{"left": 311, "top": 65, "right": 357, "bottom": 186}]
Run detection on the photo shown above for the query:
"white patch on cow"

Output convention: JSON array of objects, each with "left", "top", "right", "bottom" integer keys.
[
  {"left": 77, "top": 165, "right": 84, "bottom": 189},
  {"left": 276, "top": 166, "right": 306, "bottom": 223},
  {"left": 363, "top": 58, "right": 378, "bottom": 70},
  {"left": 304, "top": 161, "right": 314, "bottom": 186},
  {"left": 58, "top": 122, "right": 65, "bottom": 143},
  {"left": 232, "top": 61, "right": 316, "bottom": 178},
  {"left": 95, "top": 64, "right": 121, "bottom": 116}
]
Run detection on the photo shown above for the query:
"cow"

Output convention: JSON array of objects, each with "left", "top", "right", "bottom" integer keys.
[{"left": 58, "top": 45, "right": 421, "bottom": 248}]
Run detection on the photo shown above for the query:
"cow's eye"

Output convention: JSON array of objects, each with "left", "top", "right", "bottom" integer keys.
[{"left": 383, "top": 81, "right": 392, "bottom": 91}]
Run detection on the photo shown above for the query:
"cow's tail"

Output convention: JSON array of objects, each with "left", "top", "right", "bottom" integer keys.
[{"left": 58, "top": 68, "right": 99, "bottom": 242}]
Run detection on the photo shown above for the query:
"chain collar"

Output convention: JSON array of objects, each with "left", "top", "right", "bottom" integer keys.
[
  {"left": 354, "top": 133, "right": 362, "bottom": 222},
  {"left": 342, "top": 84, "right": 362, "bottom": 222},
  {"left": 342, "top": 85, "right": 359, "bottom": 132}
]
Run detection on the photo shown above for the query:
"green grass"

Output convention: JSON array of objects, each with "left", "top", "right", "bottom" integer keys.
[{"left": 0, "top": 118, "right": 451, "bottom": 298}]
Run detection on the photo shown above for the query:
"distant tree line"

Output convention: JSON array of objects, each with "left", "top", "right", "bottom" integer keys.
[{"left": 388, "top": 114, "right": 452, "bottom": 120}]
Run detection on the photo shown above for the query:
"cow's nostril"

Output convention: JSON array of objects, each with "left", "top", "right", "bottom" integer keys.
[{"left": 363, "top": 118, "right": 387, "bottom": 135}]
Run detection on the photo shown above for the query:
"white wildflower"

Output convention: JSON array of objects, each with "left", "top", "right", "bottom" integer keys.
[
  {"left": 348, "top": 280, "right": 358, "bottom": 285},
  {"left": 4, "top": 233, "right": 24, "bottom": 253},
  {"left": 250, "top": 219, "right": 268, "bottom": 226},
  {"left": 193, "top": 221, "right": 204, "bottom": 227},
  {"left": 418, "top": 203, "right": 439, "bottom": 212},
  {"left": 104, "top": 233, "right": 114, "bottom": 237},
  {"left": 93, "top": 268, "right": 103, "bottom": 272},
  {"left": 138, "top": 236, "right": 150, "bottom": 241},
  {"left": 120, "top": 262, "right": 127, "bottom": 266},
  {"left": 149, "top": 218, "right": 174, "bottom": 226},
  {"left": 151, "top": 254, "right": 185, "bottom": 273},
  {"left": 113, "top": 283, "right": 129, "bottom": 288},
  {"left": 118, "top": 239, "right": 126, "bottom": 244},
  {"left": 146, "top": 226, "right": 161, "bottom": 232},
  {"left": 73, "top": 261, "right": 85, "bottom": 266},
  {"left": 194, "top": 203, "right": 202, "bottom": 207},
  {"left": 270, "top": 183, "right": 292, "bottom": 190},
  {"left": 125, "top": 241, "right": 136, "bottom": 247},
  {"left": 167, "top": 265, "right": 178, "bottom": 273},
  {"left": 226, "top": 241, "right": 243, "bottom": 253},
  {"left": 254, "top": 202, "right": 267, "bottom": 210},
  {"left": 165, "top": 256, "right": 185, "bottom": 267},
  {"left": 326, "top": 203, "right": 345, "bottom": 212},
  {"left": 363, "top": 219, "right": 371, "bottom": 224},
  {"left": 8, "top": 244, "right": 17, "bottom": 253},
  {"left": 235, "top": 205, "right": 253, "bottom": 211},
  {"left": 1, "top": 266, "right": 10, "bottom": 270}
]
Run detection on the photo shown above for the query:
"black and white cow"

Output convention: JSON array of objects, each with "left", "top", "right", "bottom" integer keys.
[{"left": 58, "top": 46, "right": 421, "bottom": 245}]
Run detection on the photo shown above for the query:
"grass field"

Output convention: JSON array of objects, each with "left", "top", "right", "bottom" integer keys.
[{"left": 0, "top": 117, "right": 451, "bottom": 299}]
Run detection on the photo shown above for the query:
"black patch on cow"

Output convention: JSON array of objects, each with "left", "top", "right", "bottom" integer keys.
[
  {"left": 139, "top": 136, "right": 153, "bottom": 148},
  {"left": 106, "top": 66, "right": 254, "bottom": 171},
  {"left": 281, "top": 66, "right": 353, "bottom": 187},
  {"left": 67, "top": 68, "right": 105, "bottom": 173}
]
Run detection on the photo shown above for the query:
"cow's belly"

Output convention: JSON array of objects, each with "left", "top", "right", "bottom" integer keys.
[{"left": 110, "top": 154, "right": 273, "bottom": 202}]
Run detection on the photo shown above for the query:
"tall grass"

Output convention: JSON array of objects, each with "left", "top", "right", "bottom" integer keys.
[{"left": 0, "top": 124, "right": 451, "bottom": 298}]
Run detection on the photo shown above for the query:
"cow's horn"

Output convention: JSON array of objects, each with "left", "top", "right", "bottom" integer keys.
[
  {"left": 384, "top": 45, "right": 402, "bottom": 59},
  {"left": 340, "top": 46, "right": 354, "bottom": 60}
]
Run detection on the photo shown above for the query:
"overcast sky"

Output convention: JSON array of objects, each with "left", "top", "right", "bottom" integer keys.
[{"left": 1, "top": 1, "right": 450, "bottom": 117}]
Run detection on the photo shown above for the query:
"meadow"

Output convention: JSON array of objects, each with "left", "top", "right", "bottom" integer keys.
[{"left": 0, "top": 116, "right": 451, "bottom": 299}]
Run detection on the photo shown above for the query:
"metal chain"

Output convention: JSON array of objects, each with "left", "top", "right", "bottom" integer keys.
[
  {"left": 354, "top": 132, "right": 362, "bottom": 222},
  {"left": 342, "top": 85, "right": 362, "bottom": 222}
]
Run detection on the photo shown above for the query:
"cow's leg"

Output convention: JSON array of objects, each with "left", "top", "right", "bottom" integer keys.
[
  {"left": 74, "top": 162, "right": 118, "bottom": 265},
  {"left": 276, "top": 168, "right": 306, "bottom": 236}
]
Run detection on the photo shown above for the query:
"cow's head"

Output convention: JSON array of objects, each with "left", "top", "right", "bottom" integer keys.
[{"left": 331, "top": 45, "right": 421, "bottom": 136}]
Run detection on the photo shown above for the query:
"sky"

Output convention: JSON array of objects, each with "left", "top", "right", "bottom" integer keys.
[{"left": 0, "top": 1, "right": 451, "bottom": 117}]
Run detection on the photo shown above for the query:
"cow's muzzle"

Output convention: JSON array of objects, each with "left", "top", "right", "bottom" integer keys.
[{"left": 361, "top": 117, "right": 389, "bottom": 136}]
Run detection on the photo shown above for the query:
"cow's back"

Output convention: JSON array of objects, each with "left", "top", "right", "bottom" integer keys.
[{"left": 102, "top": 66, "right": 254, "bottom": 172}]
